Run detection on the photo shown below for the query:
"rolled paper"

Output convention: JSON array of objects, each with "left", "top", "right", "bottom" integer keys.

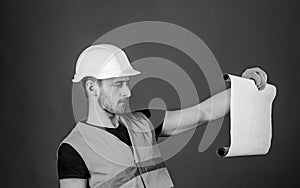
[{"left": 218, "top": 74, "right": 277, "bottom": 158}]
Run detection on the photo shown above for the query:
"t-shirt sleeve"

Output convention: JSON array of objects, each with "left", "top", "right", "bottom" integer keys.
[
  {"left": 57, "top": 143, "right": 90, "bottom": 179},
  {"left": 136, "top": 109, "right": 166, "bottom": 140}
]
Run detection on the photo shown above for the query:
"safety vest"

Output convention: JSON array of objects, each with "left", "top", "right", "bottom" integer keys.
[{"left": 61, "top": 112, "right": 174, "bottom": 188}]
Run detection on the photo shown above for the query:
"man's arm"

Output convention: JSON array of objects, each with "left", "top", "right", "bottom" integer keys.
[
  {"left": 161, "top": 67, "right": 267, "bottom": 136},
  {"left": 59, "top": 179, "right": 87, "bottom": 188},
  {"left": 162, "top": 88, "right": 230, "bottom": 136}
]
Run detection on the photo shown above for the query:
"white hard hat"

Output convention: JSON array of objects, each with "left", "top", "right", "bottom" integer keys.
[{"left": 72, "top": 44, "right": 141, "bottom": 82}]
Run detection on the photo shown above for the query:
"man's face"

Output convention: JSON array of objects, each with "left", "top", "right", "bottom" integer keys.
[{"left": 97, "top": 76, "right": 131, "bottom": 115}]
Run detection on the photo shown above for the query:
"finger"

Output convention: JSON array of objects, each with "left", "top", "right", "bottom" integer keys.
[
  {"left": 241, "top": 69, "right": 260, "bottom": 86},
  {"left": 254, "top": 68, "right": 267, "bottom": 90},
  {"left": 252, "top": 67, "right": 267, "bottom": 82},
  {"left": 259, "top": 83, "right": 266, "bottom": 90},
  {"left": 241, "top": 69, "right": 253, "bottom": 79},
  {"left": 262, "top": 73, "right": 267, "bottom": 90},
  {"left": 251, "top": 71, "right": 262, "bottom": 87},
  {"left": 258, "top": 72, "right": 266, "bottom": 90}
]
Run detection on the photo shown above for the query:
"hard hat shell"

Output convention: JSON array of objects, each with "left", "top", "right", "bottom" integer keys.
[{"left": 72, "top": 44, "right": 141, "bottom": 82}]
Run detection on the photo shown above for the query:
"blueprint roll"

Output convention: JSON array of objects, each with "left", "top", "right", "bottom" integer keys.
[{"left": 217, "top": 74, "right": 277, "bottom": 158}]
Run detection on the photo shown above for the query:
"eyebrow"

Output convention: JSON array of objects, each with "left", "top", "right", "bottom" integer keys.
[{"left": 113, "top": 79, "right": 129, "bottom": 84}]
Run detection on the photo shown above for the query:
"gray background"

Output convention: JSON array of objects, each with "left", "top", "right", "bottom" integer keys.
[{"left": 0, "top": 0, "right": 299, "bottom": 187}]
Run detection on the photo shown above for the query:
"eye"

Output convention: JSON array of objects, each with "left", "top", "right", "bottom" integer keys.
[{"left": 114, "top": 83, "right": 122, "bottom": 88}]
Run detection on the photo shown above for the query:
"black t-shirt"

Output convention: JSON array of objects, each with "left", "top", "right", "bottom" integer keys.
[{"left": 57, "top": 109, "right": 165, "bottom": 180}]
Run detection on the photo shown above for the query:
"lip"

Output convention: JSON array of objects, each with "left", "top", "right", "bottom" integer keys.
[{"left": 119, "top": 99, "right": 127, "bottom": 103}]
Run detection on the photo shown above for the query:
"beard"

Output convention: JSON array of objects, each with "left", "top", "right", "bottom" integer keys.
[{"left": 98, "top": 90, "right": 126, "bottom": 115}]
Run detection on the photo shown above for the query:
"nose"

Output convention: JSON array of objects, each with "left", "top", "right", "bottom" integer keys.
[{"left": 121, "top": 84, "right": 131, "bottom": 98}]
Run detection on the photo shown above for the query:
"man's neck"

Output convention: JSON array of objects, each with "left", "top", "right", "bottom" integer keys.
[{"left": 86, "top": 98, "right": 119, "bottom": 128}]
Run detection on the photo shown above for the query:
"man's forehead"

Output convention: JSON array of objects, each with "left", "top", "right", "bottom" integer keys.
[{"left": 106, "top": 76, "right": 130, "bottom": 83}]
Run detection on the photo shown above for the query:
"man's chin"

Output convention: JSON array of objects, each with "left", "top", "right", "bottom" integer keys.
[
  {"left": 109, "top": 105, "right": 124, "bottom": 115},
  {"left": 114, "top": 104, "right": 127, "bottom": 114},
  {"left": 114, "top": 108, "right": 126, "bottom": 115}
]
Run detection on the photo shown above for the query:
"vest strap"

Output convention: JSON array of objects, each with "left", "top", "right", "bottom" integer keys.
[{"left": 97, "top": 157, "right": 167, "bottom": 188}]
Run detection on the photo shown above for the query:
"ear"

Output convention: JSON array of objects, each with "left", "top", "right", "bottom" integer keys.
[{"left": 85, "top": 80, "right": 98, "bottom": 97}]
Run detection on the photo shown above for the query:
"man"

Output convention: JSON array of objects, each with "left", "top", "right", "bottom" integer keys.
[{"left": 57, "top": 44, "right": 267, "bottom": 188}]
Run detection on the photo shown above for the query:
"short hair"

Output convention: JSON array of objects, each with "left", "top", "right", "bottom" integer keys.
[{"left": 81, "top": 77, "right": 102, "bottom": 98}]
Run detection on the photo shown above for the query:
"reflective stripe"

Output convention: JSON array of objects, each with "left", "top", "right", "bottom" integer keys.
[
  {"left": 136, "top": 157, "right": 166, "bottom": 174},
  {"left": 96, "top": 166, "right": 139, "bottom": 188},
  {"left": 136, "top": 156, "right": 164, "bottom": 168},
  {"left": 97, "top": 157, "right": 167, "bottom": 188}
]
